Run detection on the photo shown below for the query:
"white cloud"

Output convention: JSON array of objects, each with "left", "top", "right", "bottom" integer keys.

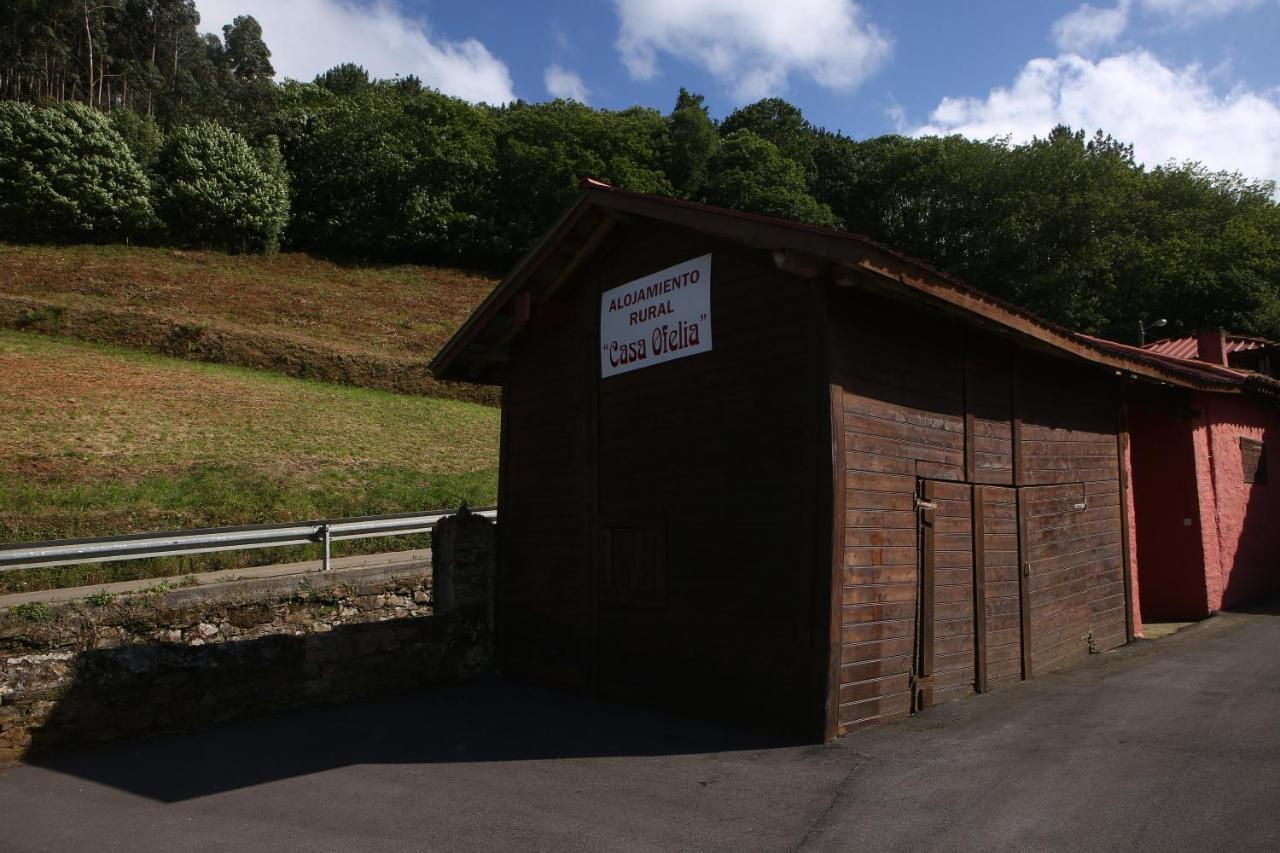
[
  {"left": 1140, "top": 0, "right": 1263, "bottom": 24},
  {"left": 544, "top": 65, "right": 589, "bottom": 103},
  {"left": 1050, "top": 0, "right": 1265, "bottom": 54},
  {"left": 612, "top": 0, "right": 891, "bottom": 101},
  {"left": 909, "top": 51, "right": 1280, "bottom": 187},
  {"left": 196, "top": 0, "right": 515, "bottom": 104},
  {"left": 1052, "top": 2, "right": 1131, "bottom": 54}
]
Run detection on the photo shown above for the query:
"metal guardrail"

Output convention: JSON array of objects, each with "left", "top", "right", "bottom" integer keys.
[{"left": 0, "top": 507, "right": 497, "bottom": 573}]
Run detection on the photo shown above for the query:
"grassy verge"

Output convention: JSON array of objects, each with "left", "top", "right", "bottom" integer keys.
[{"left": 0, "top": 330, "right": 499, "bottom": 593}]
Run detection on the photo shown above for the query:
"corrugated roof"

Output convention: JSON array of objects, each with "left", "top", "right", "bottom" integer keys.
[
  {"left": 1143, "top": 334, "right": 1278, "bottom": 360},
  {"left": 431, "top": 181, "right": 1280, "bottom": 403},
  {"left": 1078, "top": 335, "right": 1251, "bottom": 382}
]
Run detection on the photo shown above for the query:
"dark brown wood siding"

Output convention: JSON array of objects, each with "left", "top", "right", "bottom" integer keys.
[
  {"left": 592, "top": 225, "right": 825, "bottom": 733},
  {"left": 1015, "top": 355, "right": 1122, "bottom": 487},
  {"left": 499, "top": 230, "right": 1132, "bottom": 738},
  {"left": 498, "top": 288, "right": 594, "bottom": 684},
  {"left": 500, "top": 219, "right": 828, "bottom": 736},
  {"left": 920, "top": 480, "right": 977, "bottom": 709},
  {"left": 1014, "top": 354, "right": 1129, "bottom": 670},
  {"left": 830, "top": 292, "right": 965, "bottom": 730},
  {"left": 976, "top": 485, "right": 1022, "bottom": 689},
  {"left": 967, "top": 342, "right": 1015, "bottom": 485},
  {"left": 828, "top": 291, "right": 1130, "bottom": 733}
]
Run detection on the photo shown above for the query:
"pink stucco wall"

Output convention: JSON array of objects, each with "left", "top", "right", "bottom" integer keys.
[
  {"left": 1195, "top": 392, "right": 1280, "bottom": 611},
  {"left": 1126, "top": 386, "right": 1279, "bottom": 621},
  {"left": 1121, "top": 431, "right": 1143, "bottom": 637},
  {"left": 1127, "top": 388, "right": 1212, "bottom": 621},
  {"left": 1190, "top": 411, "right": 1226, "bottom": 609}
]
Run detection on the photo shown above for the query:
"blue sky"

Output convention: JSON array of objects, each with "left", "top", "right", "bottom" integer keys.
[{"left": 197, "top": 0, "right": 1280, "bottom": 185}]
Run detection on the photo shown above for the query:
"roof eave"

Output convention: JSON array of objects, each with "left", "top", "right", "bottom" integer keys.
[
  {"left": 429, "top": 191, "right": 597, "bottom": 383},
  {"left": 431, "top": 183, "right": 1268, "bottom": 397}
]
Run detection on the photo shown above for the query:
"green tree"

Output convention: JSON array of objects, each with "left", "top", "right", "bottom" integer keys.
[
  {"left": 315, "top": 63, "right": 372, "bottom": 96},
  {"left": 720, "top": 98, "right": 817, "bottom": 179},
  {"left": 277, "top": 84, "right": 495, "bottom": 261},
  {"left": 1119, "top": 163, "right": 1280, "bottom": 340},
  {"left": 0, "top": 101, "right": 154, "bottom": 241},
  {"left": 222, "top": 15, "right": 273, "bottom": 82},
  {"left": 814, "top": 132, "right": 1010, "bottom": 270},
  {"left": 253, "top": 132, "right": 290, "bottom": 199},
  {"left": 483, "top": 99, "right": 673, "bottom": 261},
  {"left": 701, "top": 129, "right": 838, "bottom": 227},
  {"left": 155, "top": 120, "right": 288, "bottom": 251},
  {"left": 812, "top": 125, "right": 1280, "bottom": 341},
  {"left": 665, "top": 88, "right": 718, "bottom": 198}
]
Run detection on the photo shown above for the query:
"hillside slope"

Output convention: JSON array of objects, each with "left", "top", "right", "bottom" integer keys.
[
  {"left": 0, "top": 330, "right": 500, "bottom": 593},
  {"left": 0, "top": 244, "right": 499, "bottom": 402}
]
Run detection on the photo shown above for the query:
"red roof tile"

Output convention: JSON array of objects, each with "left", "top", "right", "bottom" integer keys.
[{"left": 1143, "top": 334, "right": 1278, "bottom": 360}]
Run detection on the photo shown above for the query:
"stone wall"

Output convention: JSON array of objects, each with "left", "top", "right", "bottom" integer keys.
[{"left": 0, "top": 510, "right": 495, "bottom": 765}]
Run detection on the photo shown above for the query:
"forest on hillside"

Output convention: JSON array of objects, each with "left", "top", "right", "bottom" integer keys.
[{"left": 3, "top": 1, "right": 1280, "bottom": 343}]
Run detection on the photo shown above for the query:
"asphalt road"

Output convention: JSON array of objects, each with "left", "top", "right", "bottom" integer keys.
[{"left": 2, "top": 606, "right": 1278, "bottom": 852}]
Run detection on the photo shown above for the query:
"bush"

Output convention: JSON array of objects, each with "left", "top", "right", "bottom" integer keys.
[
  {"left": 12, "top": 601, "right": 53, "bottom": 622},
  {"left": 155, "top": 121, "right": 289, "bottom": 252},
  {"left": 0, "top": 101, "right": 155, "bottom": 241}
]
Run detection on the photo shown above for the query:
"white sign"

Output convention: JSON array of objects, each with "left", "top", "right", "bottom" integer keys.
[{"left": 600, "top": 254, "right": 712, "bottom": 377}]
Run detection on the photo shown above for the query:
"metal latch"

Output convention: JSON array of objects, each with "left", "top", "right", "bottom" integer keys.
[
  {"left": 1074, "top": 500, "right": 1088, "bottom": 511},
  {"left": 915, "top": 497, "right": 937, "bottom": 510},
  {"left": 908, "top": 672, "right": 934, "bottom": 691}
]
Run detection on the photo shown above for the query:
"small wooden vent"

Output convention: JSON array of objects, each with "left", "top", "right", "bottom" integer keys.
[
  {"left": 600, "top": 516, "right": 666, "bottom": 607},
  {"left": 1241, "top": 437, "right": 1268, "bottom": 485}
]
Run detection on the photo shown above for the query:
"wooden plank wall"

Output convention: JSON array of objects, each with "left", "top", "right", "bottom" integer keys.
[
  {"left": 977, "top": 485, "right": 1022, "bottom": 689},
  {"left": 966, "top": 343, "right": 1015, "bottom": 485},
  {"left": 499, "top": 249, "right": 1132, "bottom": 735},
  {"left": 830, "top": 294, "right": 967, "bottom": 730},
  {"left": 590, "top": 225, "right": 824, "bottom": 734},
  {"left": 498, "top": 291, "right": 594, "bottom": 684},
  {"left": 1015, "top": 355, "right": 1129, "bottom": 673},
  {"left": 829, "top": 292, "right": 1131, "bottom": 733},
  {"left": 925, "top": 480, "right": 977, "bottom": 707}
]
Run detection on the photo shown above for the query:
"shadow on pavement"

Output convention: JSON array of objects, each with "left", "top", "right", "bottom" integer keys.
[
  {"left": 25, "top": 675, "right": 800, "bottom": 803},
  {"left": 1223, "top": 593, "right": 1280, "bottom": 616}
]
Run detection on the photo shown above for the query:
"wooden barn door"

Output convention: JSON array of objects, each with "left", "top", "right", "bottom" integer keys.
[
  {"left": 913, "top": 477, "right": 1123, "bottom": 711},
  {"left": 1018, "top": 483, "right": 1100, "bottom": 675},
  {"left": 913, "top": 480, "right": 977, "bottom": 711},
  {"left": 973, "top": 485, "right": 1022, "bottom": 691}
]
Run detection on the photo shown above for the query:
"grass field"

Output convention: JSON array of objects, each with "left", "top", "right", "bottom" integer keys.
[
  {"left": 0, "top": 243, "right": 500, "bottom": 402},
  {"left": 0, "top": 243, "right": 496, "bottom": 361},
  {"left": 0, "top": 330, "right": 500, "bottom": 593}
]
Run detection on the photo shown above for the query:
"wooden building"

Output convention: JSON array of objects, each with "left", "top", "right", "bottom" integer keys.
[{"left": 432, "top": 182, "right": 1262, "bottom": 740}]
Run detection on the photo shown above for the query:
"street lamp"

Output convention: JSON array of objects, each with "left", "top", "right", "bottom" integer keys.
[{"left": 1138, "top": 318, "right": 1167, "bottom": 346}]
